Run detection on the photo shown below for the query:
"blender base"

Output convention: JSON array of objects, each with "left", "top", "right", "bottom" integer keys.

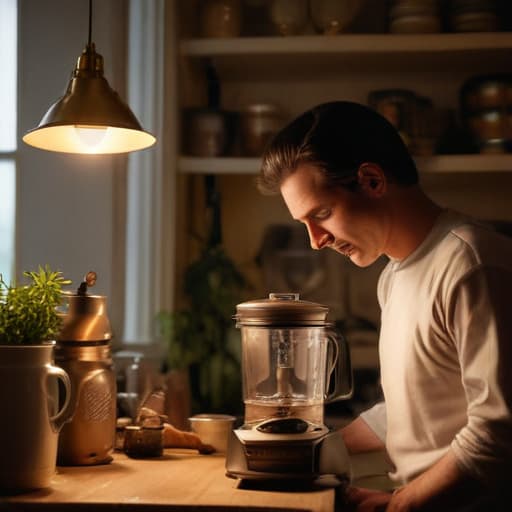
[{"left": 225, "top": 425, "right": 352, "bottom": 487}]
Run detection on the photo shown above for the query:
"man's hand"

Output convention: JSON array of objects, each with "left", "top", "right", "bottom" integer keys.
[{"left": 345, "top": 486, "right": 392, "bottom": 512}]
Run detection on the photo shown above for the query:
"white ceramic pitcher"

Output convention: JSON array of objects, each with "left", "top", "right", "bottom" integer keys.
[{"left": 0, "top": 343, "right": 73, "bottom": 492}]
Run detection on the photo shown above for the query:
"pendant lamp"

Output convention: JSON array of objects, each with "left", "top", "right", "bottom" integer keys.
[{"left": 23, "top": 0, "right": 156, "bottom": 155}]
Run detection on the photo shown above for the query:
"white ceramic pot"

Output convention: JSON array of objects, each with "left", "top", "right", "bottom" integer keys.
[{"left": 0, "top": 343, "right": 73, "bottom": 492}]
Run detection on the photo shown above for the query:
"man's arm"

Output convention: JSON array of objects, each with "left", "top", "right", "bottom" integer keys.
[
  {"left": 388, "top": 449, "right": 485, "bottom": 512},
  {"left": 341, "top": 416, "right": 386, "bottom": 454}
]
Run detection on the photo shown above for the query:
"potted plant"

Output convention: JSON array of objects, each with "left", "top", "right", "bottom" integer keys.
[
  {"left": 158, "top": 245, "right": 247, "bottom": 422},
  {"left": 0, "top": 266, "right": 75, "bottom": 492}
]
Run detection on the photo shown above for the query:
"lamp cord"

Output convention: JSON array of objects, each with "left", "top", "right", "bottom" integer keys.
[{"left": 88, "top": 0, "right": 92, "bottom": 46}]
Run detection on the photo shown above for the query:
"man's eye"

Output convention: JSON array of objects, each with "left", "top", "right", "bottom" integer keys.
[{"left": 313, "top": 209, "right": 331, "bottom": 221}]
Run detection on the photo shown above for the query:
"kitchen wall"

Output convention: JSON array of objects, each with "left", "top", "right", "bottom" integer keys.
[
  {"left": 187, "top": 171, "right": 512, "bottom": 306},
  {"left": 17, "top": 0, "right": 127, "bottom": 336}
]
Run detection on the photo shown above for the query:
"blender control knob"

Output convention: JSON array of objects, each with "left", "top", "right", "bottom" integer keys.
[{"left": 256, "top": 418, "right": 309, "bottom": 434}]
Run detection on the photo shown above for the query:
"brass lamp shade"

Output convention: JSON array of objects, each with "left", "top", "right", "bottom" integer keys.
[{"left": 23, "top": 44, "right": 156, "bottom": 154}]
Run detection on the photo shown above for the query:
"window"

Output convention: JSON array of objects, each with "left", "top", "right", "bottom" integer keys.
[{"left": 0, "top": 0, "right": 17, "bottom": 285}]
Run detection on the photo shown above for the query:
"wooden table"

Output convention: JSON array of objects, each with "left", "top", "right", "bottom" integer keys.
[{"left": 0, "top": 450, "right": 337, "bottom": 512}]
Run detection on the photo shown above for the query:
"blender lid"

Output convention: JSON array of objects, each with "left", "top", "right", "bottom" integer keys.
[{"left": 235, "top": 292, "right": 329, "bottom": 326}]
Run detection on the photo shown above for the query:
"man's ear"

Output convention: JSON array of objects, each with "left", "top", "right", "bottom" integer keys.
[{"left": 357, "top": 162, "right": 387, "bottom": 197}]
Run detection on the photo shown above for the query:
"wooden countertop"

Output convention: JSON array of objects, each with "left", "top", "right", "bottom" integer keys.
[{"left": 0, "top": 450, "right": 337, "bottom": 512}]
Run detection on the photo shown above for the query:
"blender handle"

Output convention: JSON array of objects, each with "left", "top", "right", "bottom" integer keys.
[{"left": 325, "top": 326, "right": 353, "bottom": 402}]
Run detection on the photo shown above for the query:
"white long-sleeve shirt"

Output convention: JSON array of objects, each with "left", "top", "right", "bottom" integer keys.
[{"left": 362, "top": 210, "right": 512, "bottom": 490}]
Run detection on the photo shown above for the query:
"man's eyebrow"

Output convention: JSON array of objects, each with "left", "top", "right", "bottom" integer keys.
[{"left": 294, "top": 204, "right": 325, "bottom": 222}]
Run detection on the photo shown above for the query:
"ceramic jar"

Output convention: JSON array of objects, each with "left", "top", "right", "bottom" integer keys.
[
  {"left": 309, "top": 0, "right": 362, "bottom": 34},
  {"left": 200, "top": 0, "right": 242, "bottom": 38},
  {"left": 183, "top": 108, "right": 233, "bottom": 157},
  {"left": 240, "top": 103, "right": 283, "bottom": 156},
  {"left": 269, "top": 0, "right": 309, "bottom": 36}
]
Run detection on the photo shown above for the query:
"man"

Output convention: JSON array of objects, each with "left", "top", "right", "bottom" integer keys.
[{"left": 258, "top": 101, "right": 512, "bottom": 511}]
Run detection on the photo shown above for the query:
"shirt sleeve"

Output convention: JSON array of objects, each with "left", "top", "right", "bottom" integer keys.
[
  {"left": 448, "top": 265, "right": 512, "bottom": 486},
  {"left": 360, "top": 401, "right": 387, "bottom": 443}
]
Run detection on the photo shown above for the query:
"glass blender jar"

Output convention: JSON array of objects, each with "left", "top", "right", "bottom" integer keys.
[{"left": 226, "top": 293, "right": 353, "bottom": 483}]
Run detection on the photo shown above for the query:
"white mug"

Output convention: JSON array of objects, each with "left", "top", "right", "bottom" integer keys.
[{"left": 0, "top": 343, "right": 73, "bottom": 492}]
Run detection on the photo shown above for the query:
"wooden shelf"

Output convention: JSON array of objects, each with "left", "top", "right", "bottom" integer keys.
[
  {"left": 180, "top": 33, "right": 512, "bottom": 76},
  {"left": 180, "top": 157, "right": 261, "bottom": 174},
  {"left": 179, "top": 154, "right": 512, "bottom": 175},
  {"left": 181, "top": 33, "right": 512, "bottom": 57}
]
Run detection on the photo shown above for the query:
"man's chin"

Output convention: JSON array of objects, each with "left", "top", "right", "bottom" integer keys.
[{"left": 338, "top": 249, "right": 379, "bottom": 268}]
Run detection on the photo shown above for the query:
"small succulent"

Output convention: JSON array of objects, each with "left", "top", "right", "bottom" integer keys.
[{"left": 0, "top": 265, "right": 71, "bottom": 345}]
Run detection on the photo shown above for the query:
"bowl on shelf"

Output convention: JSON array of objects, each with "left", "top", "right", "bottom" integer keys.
[{"left": 388, "top": 0, "right": 441, "bottom": 33}]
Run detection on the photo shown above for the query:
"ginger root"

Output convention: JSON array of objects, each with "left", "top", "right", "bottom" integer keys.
[{"left": 162, "top": 421, "right": 215, "bottom": 454}]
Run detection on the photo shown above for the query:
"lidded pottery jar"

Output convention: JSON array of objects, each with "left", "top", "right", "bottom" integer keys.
[
  {"left": 55, "top": 272, "right": 117, "bottom": 466},
  {"left": 240, "top": 103, "right": 283, "bottom": 156},
  {"left": 200, "top": 0, "right": 242, "bottom": 38},
  {"left": 310, "top": 0, "right": 363, "bottom": 35},
  {"left": 268, "top": 0, "right": 309, "bottom": 36}
]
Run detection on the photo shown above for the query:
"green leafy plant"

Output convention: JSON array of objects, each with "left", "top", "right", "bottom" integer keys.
[
  {"left": 156, "top": 309, "right": 204, "bottom": 370},
  {"left": 157, "top": 245, "right": 248, "bottom": 414},
  {"left": 0, "top": 265, "right": 71, "bottom": 345}
]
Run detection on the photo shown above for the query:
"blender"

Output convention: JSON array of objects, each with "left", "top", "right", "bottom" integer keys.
[{"left": 226, "top": 293, "right": 353, "bottom": 484}]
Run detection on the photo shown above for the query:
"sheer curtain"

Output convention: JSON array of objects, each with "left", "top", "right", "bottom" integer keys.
[{"left": 123, "top": 0, "right": 177, "bottom": 345}]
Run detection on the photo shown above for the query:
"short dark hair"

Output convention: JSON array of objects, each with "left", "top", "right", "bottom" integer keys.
[{"left": 258, "top": 101, "right": 418, "bottom": 195}]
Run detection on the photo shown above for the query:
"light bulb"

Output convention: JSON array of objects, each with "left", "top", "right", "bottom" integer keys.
[{"left": 74, "top": 125, "right": 108, "bottom": 152}]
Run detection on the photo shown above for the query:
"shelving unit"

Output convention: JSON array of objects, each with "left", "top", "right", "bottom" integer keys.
[
  {"left": 171, "top": 2, "right": 512, "bottom": 372},
  {"left": 180, "top": 33, "right": 512, "bottom": 74},
  {"left": 177, "top": 32, "right": 512, "bottom": 174},
  {"left": 179, "top": 154, "right": 512, "bottom": 175}
]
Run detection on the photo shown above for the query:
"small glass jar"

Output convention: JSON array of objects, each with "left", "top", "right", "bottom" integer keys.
[
  {"left": 240, "top": 103, "right": 283, "bottom": 156},
  {"left": 124, "top": 425, "right": 164, "bottom": 458}
]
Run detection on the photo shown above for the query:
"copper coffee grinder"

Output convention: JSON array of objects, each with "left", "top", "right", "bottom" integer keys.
[
  {"left": 55, "top": 272, "right": 116, "bottom": 465},
  {"left": 226, "top": 293, "right": 353, "bottom": 484}
]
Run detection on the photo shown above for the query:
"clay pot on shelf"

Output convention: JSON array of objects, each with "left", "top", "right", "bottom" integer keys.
[
  {"left": 268, "top": 0, "right": 309, "bottom": 36},
  {"left": 240, "top": 103, "right": 284, "bottom": 156},
  {"left": 200, "top": 0, "right": 242, "bottom": 38},
  {"left": 309, "top": 0, "right": 363, "bottom": 35},
  {"left": 183, "top": 108, "right": 236, "bottom": 157}
]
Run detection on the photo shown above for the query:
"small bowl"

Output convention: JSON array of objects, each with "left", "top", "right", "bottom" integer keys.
[{"left": 188, "top": 414, "right": 236, "bottom": 453}]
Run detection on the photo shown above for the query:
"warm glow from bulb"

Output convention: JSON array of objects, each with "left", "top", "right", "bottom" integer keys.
[
  {"left": 22, "top": 125, "right": 156, "bottom": 154},
  {"left": 74, "top": 125, "right": 109, "bottom": 151}
]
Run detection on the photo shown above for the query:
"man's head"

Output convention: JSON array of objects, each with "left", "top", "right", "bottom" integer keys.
[
  {"left": 258, "top": 101, "right": 418, "bottom": 195},
  {"left": 258, "top": 102, "right": 420, "bottom": 267}
]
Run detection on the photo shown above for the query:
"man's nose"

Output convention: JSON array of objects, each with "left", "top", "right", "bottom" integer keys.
[{"left": 305, "top": 223, "right": 331, "bottom": 250}]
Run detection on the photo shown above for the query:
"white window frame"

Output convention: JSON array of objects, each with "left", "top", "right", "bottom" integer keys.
[{"left": 0, "top": 0, "right": 18, "bottom": 285}]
